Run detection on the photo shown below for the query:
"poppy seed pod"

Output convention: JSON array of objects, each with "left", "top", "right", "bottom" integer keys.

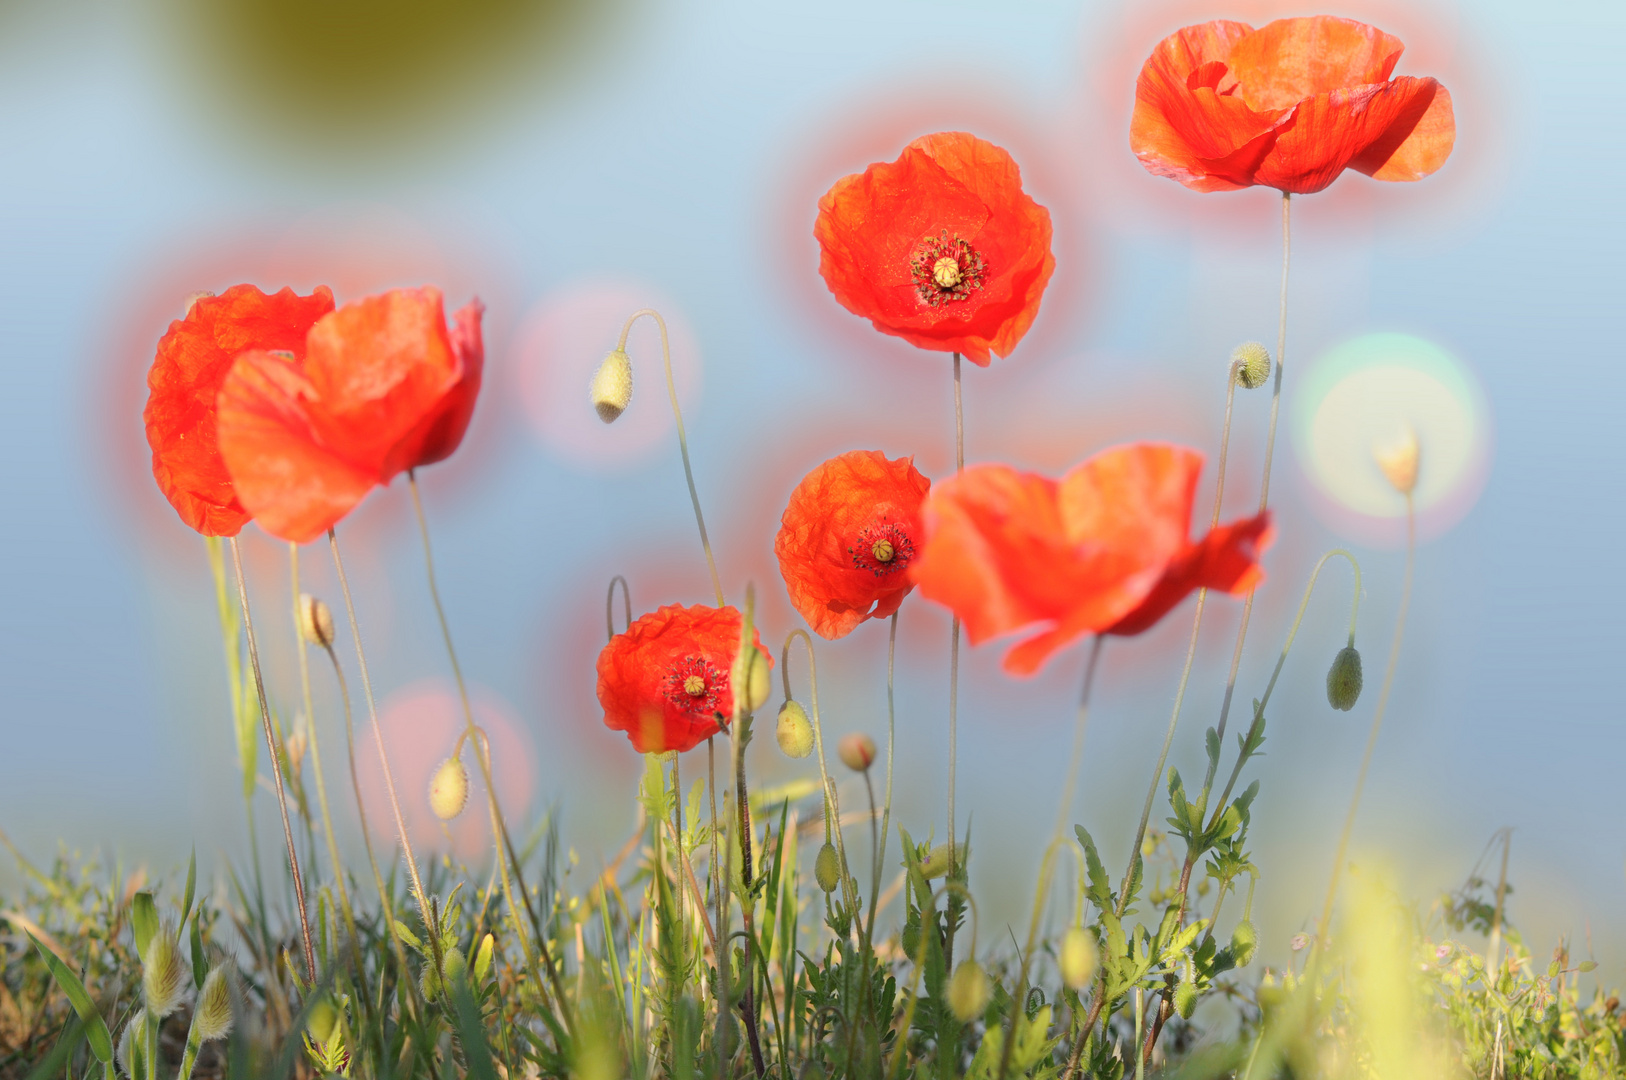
[
  {"left": 1232, "top": 342, "right": 1271, "bottom": 389},
  {"left": 195, "top": 964, "right": 236, "bottom": 1042},
  {"left": 1060, "top": 926, "right": 1098, "bottom": 989},
  {"left": 143, "top": 928, "right": 187, "bottom": 1018},
  {"left": 591, "top": 349, "right": 633, "bottom": 423},
  {"left": 746, "top": 647, "right": 772, "bottom": 713},
  {"left": 776, "top": 700, "right": 813, "bottom": 759},
  {"left": 1326, "top": 646, "right": 1364, "bottom": 711},
  {"left": 298, "top": 593, "right": 335, "bottom": 648},
  {"left": 1230, "top": 920, "right": 1258, "bottom": 967},
  {"left": 814, "top": 842, "right": 841, "bottom": 893},
  {"left": 1374, "top": 426, "right": 1420, "bottom": 495},
  {"left": 948, "top": 960, "right": 991, "bottom": 1021},
  {"left": 429, "top": 757, "right": 470, "bottom": 820},
  {"left": 1173, "top": 978, "right": 1198, "bottom": 1019},
  {"left": 837, "top": 733, "right": 876, "bottom": 772}
]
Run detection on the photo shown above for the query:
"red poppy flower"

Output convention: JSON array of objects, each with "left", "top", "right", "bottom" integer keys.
[
  {"left": 596, "top": 604, "right": 770, "bottom": 754},
  {"left": 1131, "top": 16, "right": 1455, "bottom": 194},
  {"left": 815, "top": 131, "right": 1055, "bottom": 366},
  {"left": 143, "top": 284, "right": 336, "bottom": 536},
  {"left": 909, "top": 443, "right": 1274, "bottom": 675},
  {"left": 215, "top": 286, "right": 484, "bottom": 543},
  {"left": 775, "top": 450, "right": 932, "bottom": 640}
]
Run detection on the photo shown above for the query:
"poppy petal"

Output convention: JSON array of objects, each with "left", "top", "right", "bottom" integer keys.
[
  {"left": 1351, "top": 80, "right": 1455, "bottom": 182},
  {"left": 1227, "top": 16, "right": 1405, "bottom": 111},
  {"left": 1106, "top": 511, "right": 1275, "bottom": 636},
  {"left": 1254, "top": 76, "right": 1451, "bottom": 193},
  {"left": 394, "top": 297, "right": 486, "bottom": 470}
]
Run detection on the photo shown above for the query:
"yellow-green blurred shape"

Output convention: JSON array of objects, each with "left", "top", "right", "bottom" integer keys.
[
  {"left": 1295, "top": 333, "right": 1488, "bottom": 521},
  {"left": 161, "top": 0, "right": 619, "bottom": 159}
]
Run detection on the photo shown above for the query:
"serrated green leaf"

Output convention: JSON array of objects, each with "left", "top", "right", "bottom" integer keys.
[
  {"left": 394, "top": 920, "right": 424, "bottom": 953},
  {"left": 1205, "top": 727, "right": 1221, "bottom": 771},
  {"left": 1074, "top": 826, "right": 1112, "bottom": 908},
  {"left": 131, "top": 892, "right": 159, "bottom": 961},
  {"left": 29, "top": 933, "right": 113, "bottom": 1063}
]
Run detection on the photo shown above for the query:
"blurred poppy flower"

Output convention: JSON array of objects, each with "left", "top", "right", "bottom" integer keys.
[
  {"left": 596, "top": 604, "right": 770, "bottom": 754},
  {"left": 909, "top": 443, "right": 1273, "bottom": 675},
  {"left": 144, "top": 284, "right": 335, "bottom": 536},
  {"left": 775, "top": 450, "right": 932, "bottom": 639},
  {"left": 815, "top": 131, "right": 1055, "bottom": 365},
  {"left": 216, "top": 286, "right": 484, "bottom": 543},
  {"left": 1131, "top": 16, "right": 1455, "bottom": 194}
]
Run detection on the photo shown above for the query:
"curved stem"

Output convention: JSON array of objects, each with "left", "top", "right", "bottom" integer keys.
[
  {"left": 606, "top": 575, "right": 632, "bottom": 643},
  {"left": 618, "top": 309, "right": 723, "bottom": 607},
  {"left": 1311, "top": 494, "right": 1413, "bottom": 971},
  {"left": 229, "top": 536, "right": 317, "bottom": 983}
]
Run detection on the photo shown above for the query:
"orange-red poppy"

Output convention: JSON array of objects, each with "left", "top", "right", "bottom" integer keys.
[
  {"left": 815, "top": 131, "right": 1055, "bottom": 366},
  {"left": 596, "top": 604, "right": 769, "bottom": 754},
  {"left": 215, "top": 287, "right": 483, "bottom": 543},
  {"left": 909, "top": 443, "right": 1273, "bottom": 675},
  {"left": 1131, "top": 16, "right": 1455, "bottom": 194},
  {"left": 143, "top": 284, "right": 336, "bottom": 536},
  {"left": 775, "top": 450, "right": 932, "bottom": 639}
]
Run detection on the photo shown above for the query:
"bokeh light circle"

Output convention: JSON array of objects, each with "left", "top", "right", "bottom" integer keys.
[{"left": 1293, "top": 332, "right": 1491, "bottom": 537}]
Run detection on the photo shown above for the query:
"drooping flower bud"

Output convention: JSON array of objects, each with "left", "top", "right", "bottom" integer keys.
[
  {"left": 814, "top": 842, "right": 841, "bottom": 893},
  {"left": 1173, "top": 978, "right": 1198, "bottom": 1019},
  {"left": 195, "top": 964, "right": 236, "bottom": 1041},
  {"left": 284, "top": 725, "right": 308, "bottom": 776},
  {"left": 142, "top": 927, "right": 186, "bottom": 1018},
  {"left": 1326, "top": 645, "right": 1363, "bottom": 711},
  {"left": 297, "top": 593, "right": 335, "bottom": 649},
  {"left": 591, "top": 349, "right": 633, "bottom": 423},
  {"left": 429, "top": 757, "right": 470, "bottom": 821},
  {"left": 1230, "top": 920, "right": 1258, "bottom": 967},
  {"left": 1374, "top": 426, "right": 1420, "bottom": 495},
  {"left": 837, "top": 733, "right": 876, "bottom": 772},
  {"left": 1060, "top": 926, "right": 1098, "bottom": 989},
  {"left": 776, "top": 700, "right": 813, "bottom": 759},
  {"left": 746, "top": 647, "right": 772, "bottom": 713},
  {"left": 1231, "top": 342, "right": 1271, "bottom": 390},
  {"left": 948, "top": 960, "right": 990, "bottom": 1021}
]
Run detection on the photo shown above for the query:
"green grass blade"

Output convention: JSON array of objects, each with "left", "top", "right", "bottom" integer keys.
[{"left": 28, "top": 933, "right": 113, "bottom": 1062}]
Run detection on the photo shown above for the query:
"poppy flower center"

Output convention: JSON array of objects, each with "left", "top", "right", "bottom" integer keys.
[
  {"left": 665, "top": 656, "right": 726, "bottom": 716},
  {"left": 910, "top": 230, "right": 986, "bottom": 307},
  {"left": 850, "top": 519, "right": 915, "bottom": 576}
]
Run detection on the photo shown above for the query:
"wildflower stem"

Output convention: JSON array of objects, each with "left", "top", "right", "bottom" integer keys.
[
  {"left": 873, "top": 610, "right": 898, "bottom": 940},
  {"left": 606, "top": 575, "right": 631, "bottom": 642},
  {"left": 780, "top": 629, "right": 857, "bottom": 917},
  {"left": 947, "top": 348, "right": 964, "bottom": 968},
  {"left": 1312, "top": 493, "right": 1414, "bottom": 971},
  {"left": 229, "top": 536, "right": 317, "bottom": 984},
  {"left": 618, "top": 309, "right": 724, "bottom": 607}
]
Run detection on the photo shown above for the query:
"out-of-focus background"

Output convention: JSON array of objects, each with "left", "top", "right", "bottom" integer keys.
[{"left": 1, "top": 0, "right": 1620, "bottom": 977}]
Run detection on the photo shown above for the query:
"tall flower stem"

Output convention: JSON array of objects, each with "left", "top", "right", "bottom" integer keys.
[
  {"left": 407, "top": 470, "right": 556, "bottom": 1015},
  {"left": 780, "top": 630, "right": 857, "bottom": 918},
  {"left": 289, "top": 544, "right": 360, "bottom": 971},
  {"left": 871, "top": 611, "right": 898, "bottom": 939},
  {"left": 229, "top": 536, "right": 317, "bottom": 983},
  {"left": 617, "top": 309, "right": 724, "bottom": 608},
  {"left": 946, "top": 349, "right": 965, "bottom": 968},
  {"left": 1311, "top": 494, "right": 1414, "bottom": 971}
]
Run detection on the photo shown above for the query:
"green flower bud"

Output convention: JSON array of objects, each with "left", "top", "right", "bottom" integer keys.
[
  {"left": 1326, "top": 645, "right": 1363, "bottom": 711},
  {"left": 429, "top": 757, "right": 470, "bottom": 821},
  {"left": 1232, "top": 342, "right": 1272, "bottom": 390},
  {"left": 837, "top": 733, "right": 875, "bottom": 772},
  {"left": 297, "top": 593, "right": 335, "bottom": 648},
  {"left": 775, "top": 700, "right": 813, "bottom": 759},
  {"left": 948, "top": 960, "right": 990, "bottom": 1021},
  {"left": 919, "top": 843, "right": 959, "bottom": 880},
  {"left": 746, "top": 647, "right": 772, "bottom": 713},
  {"left": 142, "top": 928, "right": 186, "bottom": 1018},
  {"left": 305, "top": 997, "right": 338, "bottom": 1043},
  {"left": 195, "top": 964, "right": 236, "bottom": 1041},
  {"left": 1060, "top": 927, "right": 1098, "bottom": 990},
  {"left": 814, "top": 843, "right": 841, "bottom": 893},
  {"left": 420, "top": 947, "right": 467, "bottom": 1000},
  {"left": 591, "top": 349, "right": 633, "bottom": 423},
  {"left": 1173, "top": 979, "right": 1198, "bottom": 1019},
  {"left": 1231, "top": 920, "right": 1258, "bottom": 967}
]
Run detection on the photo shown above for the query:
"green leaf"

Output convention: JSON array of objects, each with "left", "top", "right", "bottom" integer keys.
[
  {"left": 394, "top": 920, "right": 425, "bottom": 953},
  {"left": 1074, "top": 826, "right": 1112, "bottom": 908},
  {"left": 1205, "top": 727, "right": 1221, "bottom": 773},
  {"left": 28, "top": 933, "right": 113, "bottom": 1063},
  {"left": 131, "top": 892, "right": 159, "bottom": 962},
  {"left": 190, "top": 912, "right": 207, "bottom": 990},
  {"left": 180, "top": 848, "right": 197, "bottom": 927}
]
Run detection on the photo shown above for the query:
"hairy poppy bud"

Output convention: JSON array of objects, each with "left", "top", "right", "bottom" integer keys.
[
  {"left": 746, "top": 647, "right": 772, "bottom": 713},
  {"left": 837, "top": 733, "right": 876, "bottom": 772},
  {"left": 429, "top": 758, "right": 470, "bottom": 820},
  {"left": 297, "top": 593, "right": 335, "bottom": 649},
  {"left": 1326, "top": 646, "right": 1363, "bottom": 711},
  {"left": 421, "top": 947, "right": 467, "bottom": 1000},
  {"left": 195, "top": 964, "right": 236, "bottom": 1041},
  {"left": 920, "top": 843, "right": 958, "bottom": 880},
  {"left": 143, "top": 928, "right": 186, "bottom": 1018},
  {"left": 814, "top": 842, "right": 841, "bottom": 893},
  {"left": 1060, "top": 927, "right": 1098, "bottom": 989},
  {"left": 1374, "top": 426, "right": 1420, "bottom": 495},
  {"left": 1231, "top": 342, "right": 1271, "bottom": 390},
  {"left": 591, "top": 349, "right": 633, "bottom": 423},
  {"left": 1173, "top": 979, "right": 1198, "bottom": 1019},
  {"left": 1230, "top": 920, "right": 1258, "bottom": 967},
  {"left": 306, "top": 996, "right": 338, "bottom": 1043},
  {"left": 948, "top": 960, "right": 990, "bottom": 1021},
  {"left": 776, "top": 700, "right": 813, "bottom": 759}
]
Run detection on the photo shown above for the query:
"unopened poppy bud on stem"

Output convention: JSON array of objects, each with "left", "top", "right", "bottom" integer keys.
[
  {"left": 1374, "top": 426, "right": 1420, "bottom": 495},
  {"left": 948, "top": 960, "right": 991, "bottom": 1021},
  {"left": 814, "top": 842, "right": 841, "bottom": 892},
  {"left": 1173, "top": 977, "right": 1198, "bottom": 1019},
  {"left": 298, "top": 593, "right": 335, "bottom": 648},
  {"left": 429, "top": 757, "right": 470, "bottom": 820},
  {"left": 837, "top": 733, "right": 875, "bottom": 772},
  {"left": 776, "top": 700, "right": 813, "bottom": 759},
  {"left": 746, "top": 647, "right": 772, "bottom": 713},
  {"left": 1231, "top": 342, "right": 1271, "bottom": 390},
  {"left": 1326, "top": 645, "right": 1364, "bottom": 711},
  {"left": 1060, "top": 926, "right": 1098, "bottom": 989},
  {"left": 591, "top": 348, "right": 633, "bottom": 423}
]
